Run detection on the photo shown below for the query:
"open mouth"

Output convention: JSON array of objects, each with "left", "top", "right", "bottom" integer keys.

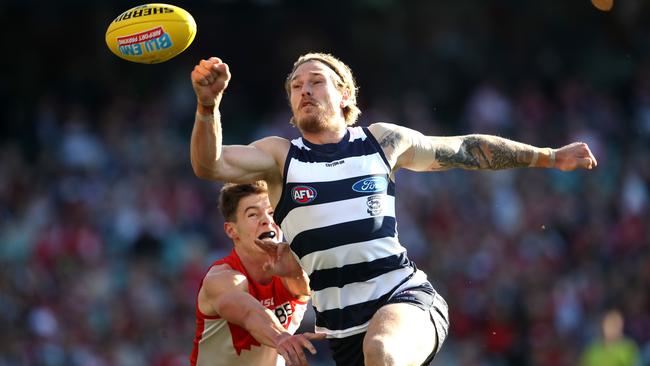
[{"left": 258, "top": 231, "right": 276, "bottom": 240}]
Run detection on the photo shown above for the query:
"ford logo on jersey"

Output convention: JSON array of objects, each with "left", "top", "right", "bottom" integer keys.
[
  {"left": 352, "top": 176, "right": 388, "bottom": 193},
  {"left": 291, "top": 185, "right": 317, "bottom": 204}
]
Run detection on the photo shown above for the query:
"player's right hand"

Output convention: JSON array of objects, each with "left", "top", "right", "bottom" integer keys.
[
  {"left": 276, "top": 332, "right": 326, "bottom": 366},
  {"left": 254, "top": 239, "right": 303, "bottom": 278},
  {"left": 191, "top": 57, "right": 231, "bottom": 107}
]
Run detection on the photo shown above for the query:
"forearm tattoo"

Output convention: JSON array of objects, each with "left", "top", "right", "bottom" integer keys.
[{"left": 435, "top": 135, "right": 534, "bottom": 170}]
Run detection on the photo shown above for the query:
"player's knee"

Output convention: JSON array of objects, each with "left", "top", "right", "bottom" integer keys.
[{"left": 363, "top": 335, "right": 401, "bottom": 366}]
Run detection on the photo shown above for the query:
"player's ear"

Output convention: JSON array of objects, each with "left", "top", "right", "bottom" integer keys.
[
  {"left": 340, "top": 88, "right": 350, "bottom": 108},
  {"left": 224, "top": 222, "right": 238, "bottom": 240}
]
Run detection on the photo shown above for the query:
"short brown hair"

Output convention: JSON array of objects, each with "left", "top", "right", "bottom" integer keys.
[
  {"left": 285, "top": 52, "right": 361, "bottom": 126},
  {"left": 218, "top": 181, "right": 269, "bottom": 222}
]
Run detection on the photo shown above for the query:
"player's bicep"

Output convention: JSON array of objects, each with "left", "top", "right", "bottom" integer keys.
[
  {"left": 203, "top": 268, "right": 251, "bottom": 320},
  {"left": 191, "top": 143, "right": 267, "bottom": 182},
  {"left": 370, "top": 122, "right": 455, "bottom": 172},
  {"left": 369, "top": 122, "right": 420, "bottom": 170},
  {"left": 217, "top": 144, "right": 277, "bottom": 182},
  {"left": 206, "top": 272, "right": 278, "bottom": 330},
  {"left": 399, "top": 135, "right": 469, "bottom": 172},
  {"left": 203, "top": 136, "right": 284, "bottom": 183},
  {"left": 369, "top": 123, "right": 474, "bottom": 172}
]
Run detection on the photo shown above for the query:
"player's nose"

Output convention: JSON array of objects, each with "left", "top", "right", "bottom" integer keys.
[
  {"left": 301, "top": 84, "right": 312, "bottom": 96},
  {"left": 259, "top": 212, "right": 273, "bottom": 226}
]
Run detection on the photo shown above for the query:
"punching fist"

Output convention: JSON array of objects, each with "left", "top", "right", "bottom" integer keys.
[{"left": 191, "top": 57, "right": 231, "bottom": 107}]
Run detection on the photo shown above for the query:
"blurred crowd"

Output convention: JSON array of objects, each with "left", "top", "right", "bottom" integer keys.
[{"left": 1, "top": 1, "right": 649, "bottom": 365}]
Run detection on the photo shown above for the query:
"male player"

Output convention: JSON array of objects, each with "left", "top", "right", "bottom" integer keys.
[
  {"left": 190, "top": 181, "right": 323, "bottom": 366},
  {"left": 189, "top": 54, "right": 597, "bottom": 365}
]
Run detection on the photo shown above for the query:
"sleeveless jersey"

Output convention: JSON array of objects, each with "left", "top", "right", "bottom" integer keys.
[
  {"left": 190, "top": 249, "right": 308, "bottom": 366},
  {"left": 274, "top": 126, "right": 426, "bottom": 338}
]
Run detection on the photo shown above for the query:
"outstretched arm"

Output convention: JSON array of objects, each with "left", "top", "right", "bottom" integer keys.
[
  {"left": 190, "top": 57, "right": 287, "bottom": 184},
  {"left": 368, "top": 123, "right": 597, "bottom": 172},
  {"left": 201, "top": 266, "right": 323, "bottom": 366}
]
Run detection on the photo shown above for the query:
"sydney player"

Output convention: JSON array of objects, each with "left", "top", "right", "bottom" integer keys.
[{"left": 190, "top": 181, "right": 323, "bottom": 366}]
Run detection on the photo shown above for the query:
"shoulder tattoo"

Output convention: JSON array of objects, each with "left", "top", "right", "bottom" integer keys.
[{"left": 378, "top": 130, "right": 403, "bottom": 151}]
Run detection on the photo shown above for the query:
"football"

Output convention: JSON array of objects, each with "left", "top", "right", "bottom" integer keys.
[
  {"left": 591, "top": 0, "right": 614, "bottom": 11},
  {"left": 105, "top": 3, "right": 197, "bottom": 64}
]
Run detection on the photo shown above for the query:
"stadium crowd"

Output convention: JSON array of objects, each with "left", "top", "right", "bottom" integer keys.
[{"left": 1, "top": 1, "right": 648, "bottom": 365}]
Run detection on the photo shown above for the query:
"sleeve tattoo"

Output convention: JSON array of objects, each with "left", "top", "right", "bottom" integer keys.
[{"left": 435, "top": 135, "right": 534, "bottom": 170}]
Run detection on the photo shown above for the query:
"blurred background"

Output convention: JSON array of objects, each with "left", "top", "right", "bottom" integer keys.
[{"left": 1, "top": 0, "right": 649, "bottom": 365}]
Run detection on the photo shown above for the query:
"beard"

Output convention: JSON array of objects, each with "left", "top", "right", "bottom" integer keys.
[{"left": 293, "top": 105, "right": 332, "bottom": 134}]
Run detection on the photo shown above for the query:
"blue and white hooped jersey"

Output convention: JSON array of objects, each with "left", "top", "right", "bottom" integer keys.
[{"left": 274, "top": 126, "right": 426, "bottom": 338}]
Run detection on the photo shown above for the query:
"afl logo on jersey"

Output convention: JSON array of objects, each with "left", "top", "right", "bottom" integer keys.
[
  {"left": 291, "top": 185, "right": 317, "bottom": 204},
  {"left": 352, "top": 176, "right": 388, "bottom": 193}
]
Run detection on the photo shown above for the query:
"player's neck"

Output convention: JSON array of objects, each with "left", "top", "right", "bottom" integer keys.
[
  {"left": 302, "top": 124, "right": 347, "bottom": 145},
  {"left": 235, "top": 247, "right": 273, "bottom": 284}
]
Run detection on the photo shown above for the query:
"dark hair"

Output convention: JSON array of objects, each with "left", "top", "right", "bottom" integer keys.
[{"left": 218, "top": 181, "right": 269, "bottom": 222}]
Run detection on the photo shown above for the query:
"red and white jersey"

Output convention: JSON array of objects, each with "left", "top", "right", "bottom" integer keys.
[{"left": 190, "top": 249, "right": 308, "bottom": 366}]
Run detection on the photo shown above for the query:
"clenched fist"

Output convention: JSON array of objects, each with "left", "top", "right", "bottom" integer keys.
[
  {"left": 191, "top": 57, "right": 231, "bottom": 107},
  {"left": 554, "top": 142, "right": 598, "bottom": 171}
]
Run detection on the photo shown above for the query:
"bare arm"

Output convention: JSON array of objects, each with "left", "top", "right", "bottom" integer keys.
[
  {"left": 190, "top": 57, "right": 286, "bottom": 184},
  {"left": 201, "top": 266, "right": 321, "bottom": 366},
  {"left": 421, "top": 134, "right": 544, "bottom": 170},
  {"left": 281, "top": 271, "right": 310, "bottom": 302},
  {"left": 368, "top": 122, "right": 597, "bottom": 172},
  {"left": 191, "top": 119, "right": 286, "bottom": 183},
  {"left": 203, "top": 268, "right": 289, "bottom": 346}
]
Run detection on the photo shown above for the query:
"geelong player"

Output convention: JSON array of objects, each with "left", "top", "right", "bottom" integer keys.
[{"left": 189, "top": 54, "right": 597, "bottom": 365}]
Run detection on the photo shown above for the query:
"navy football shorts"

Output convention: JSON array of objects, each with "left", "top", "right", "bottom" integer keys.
[{"left": 327, "top": 281, "right": 449, "bottom": 366}]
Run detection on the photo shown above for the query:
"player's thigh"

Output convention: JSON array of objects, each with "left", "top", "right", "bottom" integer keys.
[{"left": 363, "top": 302, "right": 436, "bottom": 365}]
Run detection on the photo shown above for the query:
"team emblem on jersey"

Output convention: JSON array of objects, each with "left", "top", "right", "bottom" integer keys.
[
  {"left": 291, "top": 185, "right": 317, "bottom": 204},
  {"left": 352, "top": 176, "right": 388, "bottom": 193},
  {"left": 366, "top": 194, "right": 383, "bottom": 216}
]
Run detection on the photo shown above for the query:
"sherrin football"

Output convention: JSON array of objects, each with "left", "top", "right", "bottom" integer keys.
[{"left": 105, "top": 3, "right": 196, "bottom": 64}]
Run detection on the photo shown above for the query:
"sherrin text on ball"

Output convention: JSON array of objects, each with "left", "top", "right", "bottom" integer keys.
[{"left": 105, "top": 3, "right": 196, "bottom": 64}]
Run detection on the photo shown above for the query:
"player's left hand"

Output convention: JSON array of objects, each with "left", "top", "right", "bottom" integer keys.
[
  {"left": 554, "top": 142, "right": 598, "bottom": 171},
  {"left": 254, "top": 239, "right": 303, "bottom": 278}
]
